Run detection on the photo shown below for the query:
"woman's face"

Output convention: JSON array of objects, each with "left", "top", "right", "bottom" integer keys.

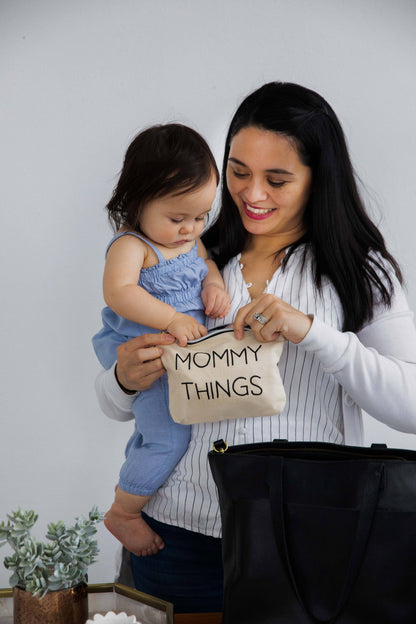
[{"left": 226, "top": 126, "right": 312, "bottom": 241}]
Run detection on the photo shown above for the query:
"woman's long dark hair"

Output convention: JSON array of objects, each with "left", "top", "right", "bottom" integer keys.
[
  {"left": 106, "top": 123, "right": 219, "bottom": 232},
  {"left": 203, "top": 82, "right": 402, "bottom": 332}
]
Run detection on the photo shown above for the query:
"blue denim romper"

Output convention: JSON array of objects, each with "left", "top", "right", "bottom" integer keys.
[{"left": 92, "top": 231, "right": 208, "bottom": 495}]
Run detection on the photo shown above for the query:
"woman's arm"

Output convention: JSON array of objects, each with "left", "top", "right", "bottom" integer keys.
[
  {"left": 95, "top": 365, "right": 136, "bottom": 422},
  {"left": 298, "top": 287, "right": 416, "bottom": 433},
  {"left": 94, "top": 333, "right": 175, "bottom": 421},
  {"left": 234, "top": 278, "right": 416, "bottom": 434}
]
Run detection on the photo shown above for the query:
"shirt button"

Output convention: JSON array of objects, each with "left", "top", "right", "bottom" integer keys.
[
  {"left": 344, "top": 394, "right": 354, "bottom": 406},
  {"left": 238, "top": 427, "right": 248, "bottom": 434}
]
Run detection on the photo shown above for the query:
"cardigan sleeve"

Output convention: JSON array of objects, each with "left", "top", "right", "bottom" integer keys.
[
  {"left": 94, "top": 363, "right": 136, "bottom": 422},
  {"left": 299, "top": 279, "right": 416, "bottom": 434}
]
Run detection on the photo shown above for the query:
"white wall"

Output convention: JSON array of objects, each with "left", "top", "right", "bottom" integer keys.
[{"left": 1, "top": 0, "right": 416, "bottom": 588}]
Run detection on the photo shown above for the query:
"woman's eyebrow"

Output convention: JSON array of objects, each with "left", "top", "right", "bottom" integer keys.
[
  {"left": 228, "top": 157, "right": 294, "bottom": 176},
  {"left": 266, "top": 168, "right": 294, "bottom": 175},
  {"left": 228, "top": 157, "right": 247, "bottom": 166}
]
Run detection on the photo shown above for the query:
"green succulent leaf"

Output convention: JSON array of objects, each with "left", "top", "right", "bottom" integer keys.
[{"left": 0, "top": 507, "right": 102, "bottom": 595}]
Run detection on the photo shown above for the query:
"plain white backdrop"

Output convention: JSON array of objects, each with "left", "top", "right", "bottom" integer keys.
[{"left": 1, "top": 0, "right": 416, "bottom": 587}]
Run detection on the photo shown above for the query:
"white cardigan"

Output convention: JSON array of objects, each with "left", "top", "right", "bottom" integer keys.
[{"left": 95, "top": 249, "right": 416, "bottom": 535}]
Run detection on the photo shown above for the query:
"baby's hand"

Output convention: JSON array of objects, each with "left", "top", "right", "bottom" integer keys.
[
  {"left": 166, "top": 312, "right": 207, "bottom": 347},
  {"left": 201, "top": 284, "right": 231, "bottom": 319}
]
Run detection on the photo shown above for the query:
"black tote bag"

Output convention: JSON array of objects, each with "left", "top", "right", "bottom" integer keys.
[{"left": 208, "top": 439, "right": 416, "bottom": 624}]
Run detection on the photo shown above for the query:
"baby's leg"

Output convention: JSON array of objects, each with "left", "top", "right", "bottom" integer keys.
[
  {"left": 107, "top": 376, "right": 190, "bottom": 556},
  {"left": 104, "top": 487, "right": 164, "bottom": 557}
]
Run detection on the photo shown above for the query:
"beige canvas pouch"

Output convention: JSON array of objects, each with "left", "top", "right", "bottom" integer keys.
[{"left": 161, "top": 326, "right": 286, "bottom": 425}]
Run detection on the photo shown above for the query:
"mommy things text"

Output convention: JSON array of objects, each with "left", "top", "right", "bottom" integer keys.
[{"left": 175, "top": 344, "right": 264, "bottom": 401}]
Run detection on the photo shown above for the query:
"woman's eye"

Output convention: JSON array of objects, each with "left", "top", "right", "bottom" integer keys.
[
  {"left": 232, "top": 170, "right": 248, "bottom": 179},
  {"left": 268, "top": 180, "right": 285, "bottom": 188}
]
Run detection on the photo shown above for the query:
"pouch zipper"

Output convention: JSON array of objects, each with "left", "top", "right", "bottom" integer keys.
[{"left": 187, "top": 325, "right": 250, "bottom": 345}]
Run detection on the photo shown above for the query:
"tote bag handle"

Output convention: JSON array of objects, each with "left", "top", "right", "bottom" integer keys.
[{"left": 267, "top": 457, "right": 384, "bottom": 623}]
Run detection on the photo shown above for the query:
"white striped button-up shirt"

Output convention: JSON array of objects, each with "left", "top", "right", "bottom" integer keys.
[{"left": 96, "top": 245, "right": 416, "bottom": 537}]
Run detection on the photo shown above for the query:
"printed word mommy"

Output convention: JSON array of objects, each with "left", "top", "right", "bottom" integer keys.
[{"left": 174, "top": 344, "right": 262, "bottom": 370}]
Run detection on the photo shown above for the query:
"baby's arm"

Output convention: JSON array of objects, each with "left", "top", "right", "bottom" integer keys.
[
  {"left": 103, "top": 235, "right": 206, "bottom": 345},
  {"left": 198, "top": 239, "right": 231, "bottom": 319}
]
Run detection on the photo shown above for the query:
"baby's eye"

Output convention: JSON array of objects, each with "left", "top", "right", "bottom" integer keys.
[
  {"left": 170, "top": 218, "right": 183, "bottom": 224},
  {"left": 195, "top": 215, "right": 207, "bottom": 222}
]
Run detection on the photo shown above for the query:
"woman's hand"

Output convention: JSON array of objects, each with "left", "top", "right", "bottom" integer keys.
[
  {"left": 115, "top": 332, "right": 175, "bottom": 393},
  {"left": 233, "top": 294, "right": 313, "bottom": 344}
]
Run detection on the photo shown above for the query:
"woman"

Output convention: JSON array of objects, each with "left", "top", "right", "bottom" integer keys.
[{"left": 94, "top": 82, "right": 416, "bottom": 612}]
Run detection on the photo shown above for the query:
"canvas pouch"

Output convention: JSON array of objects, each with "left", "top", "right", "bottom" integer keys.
[{"left": 161, "top": 326, "right": 286, "bottom": 425}]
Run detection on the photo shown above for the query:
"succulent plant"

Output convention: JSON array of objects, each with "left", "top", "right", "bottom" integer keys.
[{"left": 0, "top": 506, "right": 104, "bottom": 598}]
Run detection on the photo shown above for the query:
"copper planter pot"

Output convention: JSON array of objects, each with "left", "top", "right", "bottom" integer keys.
[{"left": 13, "top": 583, "right": 88, "bottom": 624}]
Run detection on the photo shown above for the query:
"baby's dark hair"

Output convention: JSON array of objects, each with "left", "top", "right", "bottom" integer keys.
[{"left": 106, "top": 123, "right": 219, "bottom": 232}]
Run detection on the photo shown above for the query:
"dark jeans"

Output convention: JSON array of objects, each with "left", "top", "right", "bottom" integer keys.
[{"left": 130, "top": 513, "right": 223, "bottom": 613}]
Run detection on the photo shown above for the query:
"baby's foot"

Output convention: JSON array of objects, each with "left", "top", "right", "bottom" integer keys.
[{"left": 104, "top": 503, "right": 164, "bottom": 557}]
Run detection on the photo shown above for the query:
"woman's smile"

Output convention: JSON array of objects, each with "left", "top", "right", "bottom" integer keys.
[{"left": 243, "top": 201, "right": 277, "bottom": 220}]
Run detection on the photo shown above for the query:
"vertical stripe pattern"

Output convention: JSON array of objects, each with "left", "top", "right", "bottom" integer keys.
[{"left": 145, "top": 245, "right": 345, "bottom": 536}]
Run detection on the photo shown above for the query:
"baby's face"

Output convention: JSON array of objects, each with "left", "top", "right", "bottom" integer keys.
[{"left": 139, "top": 175, "right": 217, "bottom": 249}]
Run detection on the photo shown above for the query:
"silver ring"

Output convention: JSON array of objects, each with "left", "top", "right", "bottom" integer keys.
[{"left": 253, "top": 312, "right": 268, "bottom": 326}]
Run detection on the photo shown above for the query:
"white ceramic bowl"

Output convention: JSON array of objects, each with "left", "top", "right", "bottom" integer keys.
[{"left": 86, "top": 612, "right": 139, "bottom": 624}]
